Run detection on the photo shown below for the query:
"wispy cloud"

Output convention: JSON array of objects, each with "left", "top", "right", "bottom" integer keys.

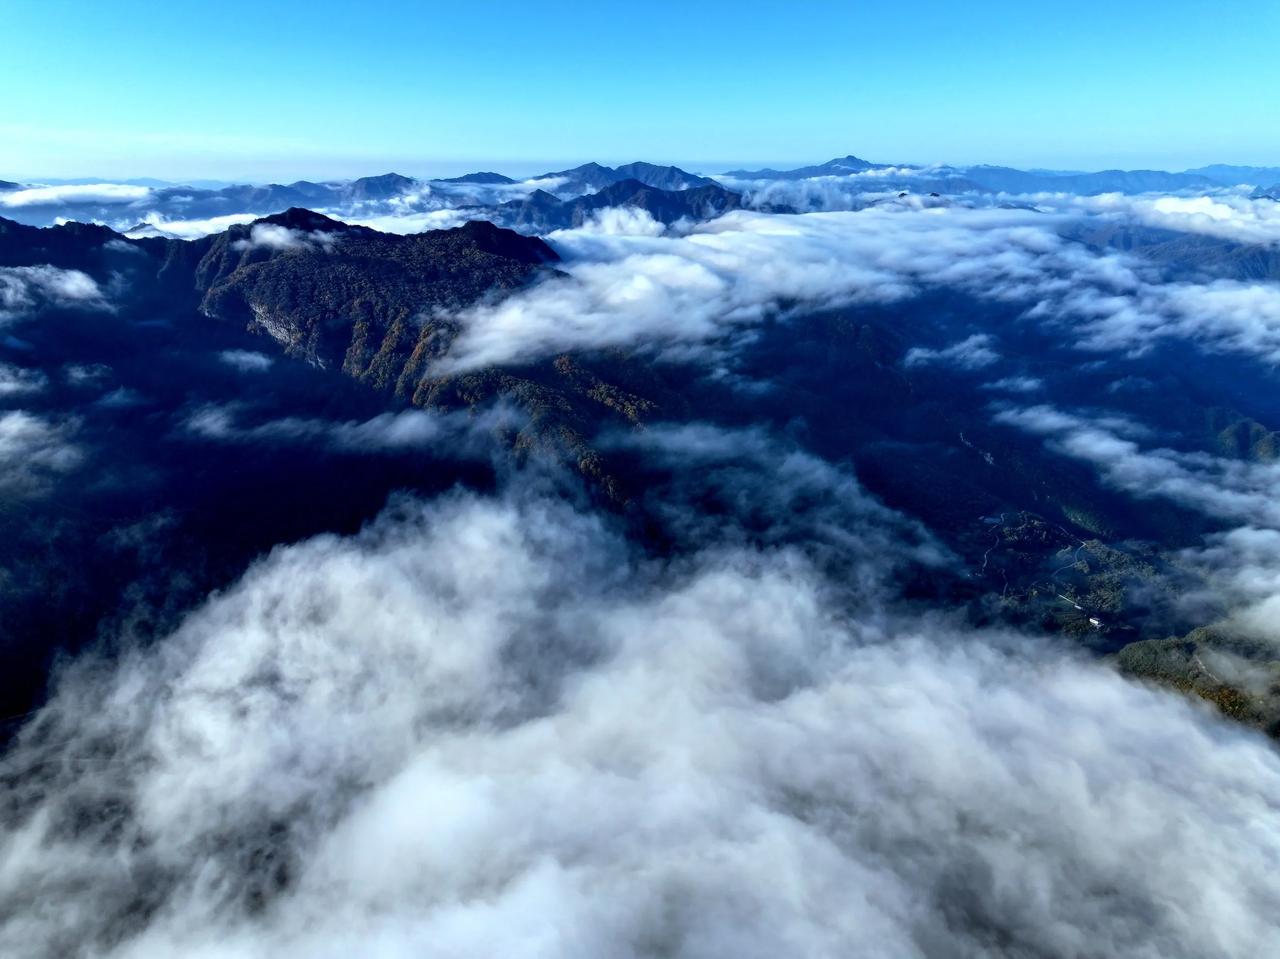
[
  {"left": 231, "top": 223, "right": 339, "bottom": 252},
  {"left": 0, "top": 265, "right": 109, "bottom": 322},
  {"left": 0, "top": 409, "right": 81, "bottom": 492},
  {"left": 185, "top": 403, "right": 520, "bottom": 454},
  {"left": 0, "top": 363, "right": 48, "bottom": 396},
  {"left": 217, "top": 349, "right": 275, "bottom": 373},
  {"left": 905, "top": 333, "right": 1001, "bottom": 370},
  {"left": 993, "top": 404, "right": 1280, "bottom": 526}
]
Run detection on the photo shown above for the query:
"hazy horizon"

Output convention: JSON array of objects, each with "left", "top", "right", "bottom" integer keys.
[
  {"left": 5, "top": 0, "right": 1278, "bottom": 182},
  {"left": 7, "top": 152, "right": 1280, "bottom": 187}
]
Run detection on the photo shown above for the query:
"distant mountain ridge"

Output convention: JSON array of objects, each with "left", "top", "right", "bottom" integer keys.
[
  {"left": 723, "top": 154, "right": 886, "bottom": 179},
  {"left": 720, "top": 155, "right": 1223, "bottom": 195},
  {"left": 439, "top": 171, "right": 517, "bottom": 185},
  {"left": 1188, "top": 164, "right": 1280, "bottom": 187},
  {"left": 489, "top": 179, "right": 742, "bottom": 232},
  {"left": 6, "top": 155, "right": 1280, "bottom": 238},
  {"left": 0, "top": 164, "right": 736, "bottom": 234},
  {"left": 530, "top": 161, "right": 716, "bottom": 194}
]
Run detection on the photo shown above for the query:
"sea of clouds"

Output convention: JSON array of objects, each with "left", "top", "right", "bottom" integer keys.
[
  {"left": 5, "top": 171, "right": 1280, "bottom": 957},
  {"left": 4, "top": 477, "right": 1280, "bottom": 958}
]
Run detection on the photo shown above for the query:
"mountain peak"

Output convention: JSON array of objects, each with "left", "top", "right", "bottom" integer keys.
[
  {"left": 253, "top": 208, "right": 348, "bottom": 232},
  {"left": 345, "top": 173, "right": 417, "bottom": 200},
  {"left": 822, "top": 154, "right": 877, "bottom": 171},
  {"left": 438, "top": 171, "right": 516, "bottom": 185}
]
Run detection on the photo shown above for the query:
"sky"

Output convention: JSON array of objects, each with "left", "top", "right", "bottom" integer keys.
[{"left": 4, "top": 0, "right": 1279, "bottom": 182}]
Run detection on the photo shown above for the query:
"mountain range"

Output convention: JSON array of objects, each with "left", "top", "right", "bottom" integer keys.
[
  {"left": 5, "top": 200, "right": 1280, "bottom": 673},
  {"left": 532, "top": 160, "right": 716, "bottom": 194},
  {"left": 5, "top": 154, "right": 1279, "bottom": 240},
  {"left": 484, "top": 178, "right": 743, "bottom": 232}
]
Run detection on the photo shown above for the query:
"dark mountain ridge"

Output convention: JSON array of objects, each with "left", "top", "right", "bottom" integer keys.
[
  {"left": 439, "top": 171, "right": 517, "bottom": 184},
  {"left": 3, "top": 208, "right": 557, "bottom": 362},
  {"left": 533, "top": 161, "right": 716, "bottom": 194},
  {"left": 724, "top": 154, "right": 886, "bottom": 179},
  {"left": 490, "top": 179, "right": 742, "bottom": 232}
]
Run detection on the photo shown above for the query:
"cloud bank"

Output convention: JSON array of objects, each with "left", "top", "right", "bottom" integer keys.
[
  {"left": 995, "top": 404, "right": 1280, "bottom": 527},
  {"left": 218, "top": 349, "right": 275, "bottom": 373},
  {"left": 0, "top": 265, "right": 109, "bottom": 322},
  {"left": 2, "top": 490, "right": 1279, "bottom": 958},
  {"left": 0, "top": 183, "right": 152, "bottom": 208},
  {"left": 434, "top": 205, "right": 1280, "bottom": 374}
]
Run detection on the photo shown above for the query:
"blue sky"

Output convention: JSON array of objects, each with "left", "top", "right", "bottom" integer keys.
[{"left": 4, "top": 0, "right": 1278, "bottom": 181}]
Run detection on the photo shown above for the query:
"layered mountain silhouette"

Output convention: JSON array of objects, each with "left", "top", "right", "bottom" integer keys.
[
  {"left": 532, "top": 161, "right": 716, "bottom": 194},
  {"left": 6, "top": 155, "right": 1280, "bottom": 240},
  {"left": 439, "top": 171, "right": 517, "bottom": 184},
  {"left": 0, "top": 165, "right": 742, "bottom": 235},
  {"left": 724, "top": 154, "right": 887, "bottom": 179},
  {"left": 958, "top": 165, "right": 1216, "bottom": 194},
  {"left": 488, "top": 179, "right": 742, "bottom": 231},
  {"left": 721, "top": 155, "right": 1222, "bottom": 194},
  {"left": 1188, "top": 164, "right": 1280, "bottom": 186}
]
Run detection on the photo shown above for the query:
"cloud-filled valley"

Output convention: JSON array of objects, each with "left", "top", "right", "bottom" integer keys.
[
  {"left": 6, "top": 490, "right": 1280, "bottom": 959},
  {"left": 5, "top": 150, "right": 1280, "bottom": 956}
]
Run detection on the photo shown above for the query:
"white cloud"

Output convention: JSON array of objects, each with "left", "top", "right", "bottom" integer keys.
[
  {"left": 904, "top": 333, "right": 1001, "bottom": 370},
  {"left": 63, "top": 362, "right": 112, "bottom": 386},
  {"left": 430, "top": 204, "right": 1280, "bottom": 375},
  {"left": 1058, "top": 278, "right": 1280, "bottom": 363},
  {"left": 995, "top": 404, "right": 1280, "bottom": 526},
  {"left": 996, "top": 404, "right": 1280, "bottom": 648},
  {"left": 0, "top": 409, "right": 81, "bottom": 491},
  {"left": 602, "top": 422, "right": 946, "bottom": 576},
  {"left": 231, "top": 223, "right": 339, "bottom": 253},
  {"left": 95, "top": 386, "right": 146, "bottom": 408},
  {"left": 342, "top": 208, "right": 477, "bottom": 235},
  {"left": 185, "top": 404, "right": 518, "bottom": 454},
  {"left": 102, "top": 238, "right": 146, "bottom": 255},
  {"left": 2, "top": 490, "right": 1279, "bottom": 957},
  {"left": 126, "top": 212, "right": 258, "bottom": 240},
  {"left": 556, "top": 207, "right": 668, "bottom": 237},
  {"left": 0, "top": 183, "right": 152, "bottom": 208},
  {"left": 713, "top": 167, "right": 962, "bottom": 213},
  {"left": 0, "top": 265, "right": 109, "bottom": 322},
  {"left": 713, "top": 174, "right": 1280, "bottom": 247},
  {"left": 0, "top": 363, "right": 48, "bottom": 396},
  {"left": 983, "top": 375, "right": 1043, "bottom": 393},
  {"left": 1180, "top": 527, "right": 1280, "bottom": 643},
  {"left": 1028, "top": 191, "right": 1280, "bottom": 246},
  {"left": 218, "top": 349, "right": 274, "bottom": 373}
]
